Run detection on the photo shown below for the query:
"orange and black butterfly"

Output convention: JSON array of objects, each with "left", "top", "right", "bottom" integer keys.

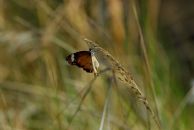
[{"left": 66, "top": 50, "right": 99, "bottom": 74}]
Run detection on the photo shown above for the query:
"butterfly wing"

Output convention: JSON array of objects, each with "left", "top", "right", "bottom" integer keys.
[{"left": 66, "top": 51, "right": 93, "bottom": 73}]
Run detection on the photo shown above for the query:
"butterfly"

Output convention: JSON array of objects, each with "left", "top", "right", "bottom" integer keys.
[{"left": 66, "top": 50, "right": 99, "bottom": 75}]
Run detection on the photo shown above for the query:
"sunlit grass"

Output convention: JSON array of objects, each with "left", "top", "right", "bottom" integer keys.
[{"left": 0, "top": 0, "right": 193, "bottom": 130}]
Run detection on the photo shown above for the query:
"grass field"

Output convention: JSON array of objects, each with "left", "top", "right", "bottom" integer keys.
[{"left": 0, "top": 0, "right": 194, "bottom": 130}]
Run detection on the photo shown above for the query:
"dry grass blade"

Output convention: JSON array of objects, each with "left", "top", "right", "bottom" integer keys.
[
  {"left": 99, "top": 84, "right": 112, "bottom": 130},
  {"left": 66, "top": 74, "right": 97, "bottom": 130},
  {"left": 66, "top": 69, "right": 110, "bottom": 129},
  {"left": 84, "top": 39, "right": 161, "bottom": 129}
]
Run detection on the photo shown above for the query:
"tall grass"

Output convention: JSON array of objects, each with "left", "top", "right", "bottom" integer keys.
[{"left": 0, "top": 0, "right": 193, "bottom": 130}]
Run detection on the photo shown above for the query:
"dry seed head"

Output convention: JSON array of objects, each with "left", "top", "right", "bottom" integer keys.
[
  {"left": 85, "top": 38, "right": 137, "bottom": 87},
  {"left": 84, "top": 38, "right": 161, "bottom": 128}
]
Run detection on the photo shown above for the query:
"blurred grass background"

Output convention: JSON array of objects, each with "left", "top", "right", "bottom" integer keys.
[{"left": 0, "top": 0, "right": 194, "bottom": 130}]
